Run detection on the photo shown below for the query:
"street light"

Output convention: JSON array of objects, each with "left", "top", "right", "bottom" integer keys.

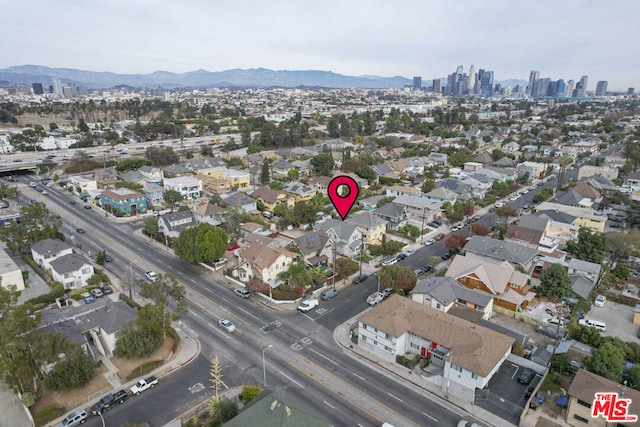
[{"left": 262, "top": 344, "right": 273, "bottom": 387}]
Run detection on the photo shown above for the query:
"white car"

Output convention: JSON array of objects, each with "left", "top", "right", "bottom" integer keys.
[
  {"left": 620, "top": 187, "right": 632, "bottom": 194},
  {"left": 381, "top": 257, "right": 397, "bottom": 266},
  {"left": 509, "top": 194, "right": 521, "bottom": 201},
  {"left": 425, "top": 239, "right": 436, "bottom": 246},
  {"left": 522, "top": 189, "right": 529, "bottom": 194},
  {"left": 218, "top": 319, "right": 236, "bottom": 332},
  {"left": 594, "top": 295, "right": 606, "bottom": 307},
  {"left": 404, "top": 249, "right": 415, "bottom": 257},
  {"left": 29, "top": 182, "right": 37, "bottom": 187},
  {"left": 451, "top": 226, "right": 460, "bottom": 232},
  {"left": 145, "top": 271, "right": 158, "bottom": 281},
  {"left": 495, "top": 202, "right": 505, "bottom": 208}
]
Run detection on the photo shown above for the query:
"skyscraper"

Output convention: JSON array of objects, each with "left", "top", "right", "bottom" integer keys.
[
  {"left": 527, "top": 71, "right": 539, "bottom": 96},
  {"left": 52, "top": 78, "right": 63, "bottom": 96},
  {"left": 433, "top": 79, "right": 441, "bottom": 93},
  {"left": 628, "top": 88, "right": 635, "bottom": 95},
  {"left": 468, "top": 65, "right": 476, "bottom": 94},
  {"left": 480, "top": 71, "right": 494, "bottom": 96},
  {"left": 32, "top": 83, "right": 44, "bottom": 95},
  {"left": 412, "top": 77, "right": 422, "bottom": 91},
  {"left": 573, "top": 76, "right": 588, "bottom": 97},
  {"left": 595, "top": 81, "right": 608, "bottom": 97},
  {"left": 566, "top": 80, "right": 575, "bottom": 97}
]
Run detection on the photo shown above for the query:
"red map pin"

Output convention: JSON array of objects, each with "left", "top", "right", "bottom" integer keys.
[{"left": 328, "top": 175, "right": 360, "bottom": 220}]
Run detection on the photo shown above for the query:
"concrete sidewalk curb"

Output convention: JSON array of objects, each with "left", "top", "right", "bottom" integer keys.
[{"left": 332, "top": 316, "right": 516, "bottom": 427}]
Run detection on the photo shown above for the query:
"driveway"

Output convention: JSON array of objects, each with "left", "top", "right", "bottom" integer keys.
[{"left": 586, "top": 299, "right": 638, "bottom": 343}]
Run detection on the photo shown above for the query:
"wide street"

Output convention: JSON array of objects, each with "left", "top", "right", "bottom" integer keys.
[{"left": 14, "top": 178, "right": 468, "bottom": 427}]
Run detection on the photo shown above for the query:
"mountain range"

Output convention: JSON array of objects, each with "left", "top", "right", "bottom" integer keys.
[{"left": 0, "top": 65, "right": 527, "bottom": 90}]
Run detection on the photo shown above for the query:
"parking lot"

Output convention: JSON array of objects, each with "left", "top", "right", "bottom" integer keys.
[
  {"left": 475, "top": 361, "right": 542, "bottom": 425},
  {"left": 586, "top": 298, "right": 638, "bottom": 343}
]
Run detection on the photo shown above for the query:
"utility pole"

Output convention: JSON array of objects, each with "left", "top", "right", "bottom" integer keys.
[
  {"left": 358, "top": 240, "right": 364, "bottom": 279},
  {"left": 420, "top": 205, "right": 426, "bottom": 244},
  {"left": 332, "top": 239, "right": 337, "bottom": 290}
]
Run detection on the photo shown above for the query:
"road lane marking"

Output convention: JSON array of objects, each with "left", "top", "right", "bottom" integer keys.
[
  {"left": 307, "top": 347, "right": 339, "bottom": 365},
  {"left": 351, "top": 372, "right": 366, "bottom": 381},
  {"left": 323, "top": 401, "right": 336, "bottom": 409},
  {"left": 387, "top": 392, "right": 403, "bottom": 402},
  {"left": 236, "top": 306, "right": 260, "bottom": 320},
  {"left": 422, "top": 412, "right": 438, "bottom": 422},
  {"left": 279, "top": 371, "right": 305, "bottom": 388}
]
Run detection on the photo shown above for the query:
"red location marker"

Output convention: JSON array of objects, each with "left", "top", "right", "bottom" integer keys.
[{"left": 328, "top": 175, "right": 360, "bottom": 220}]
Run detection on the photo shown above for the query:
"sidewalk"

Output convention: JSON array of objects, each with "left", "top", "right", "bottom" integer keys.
[{"left": 333, "top": 314, "right": 518, "bottom": 427}]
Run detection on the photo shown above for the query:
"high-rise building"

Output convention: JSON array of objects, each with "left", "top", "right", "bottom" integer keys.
[
  {"left": 468, "top": 65, "right": 476, "bottom": 94},
  {"left": 32, "top": 83, "right": 44, "bottom": 95},
  {"left": 628, "top": 87, "right": 635, "bottom": 95},
  {"left": 480, "top": 70, "right": 494, "bottom": 96},
  {"left": 433, "top": 79, "right": 441, "bottom": 93},
  {"left": 595, "top": 81, "right": 608, "bottom": 97},
  {"left": 566, "top": 80, "right": 575, "bottom": 97},
  {"left": 412, "top": 77, "right": 422, "bottom": 90},
  {"left": 556, "top": 80, "right": 566, "bottom": 97},
  {"left": 52, "top": 78, "right": 63, "bottom": 96},
  {"left": 535, "top": 78, "right": 550, "bottom": 97},
  {"left": 527, "top": 71, "right": 539, "bottom": 96},
  {"left": 573, "top": 76, "right": 588, "bottom": 97}
]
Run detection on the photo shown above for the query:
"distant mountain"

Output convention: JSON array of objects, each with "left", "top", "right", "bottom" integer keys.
[{"left": 0, "top": 65, "right": 413, "bottom": 89}]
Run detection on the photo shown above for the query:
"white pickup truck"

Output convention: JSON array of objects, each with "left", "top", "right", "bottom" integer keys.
[
  {"left": 367, "top": 292, "right": 384, "bottom": 306},
  {"left": 130, "top": 376, "right": 158, "bottom": 395},
  {"left": 298, "top": 298, "right": 319, "bottom": 312}
]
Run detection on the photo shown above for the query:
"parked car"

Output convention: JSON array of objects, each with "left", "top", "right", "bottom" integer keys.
[
  {"left": 381, "top": 288, "right": 394, "bottom": 297},
  {"left": 352, "top": 274, "right": 368, "bottom": 284},
  {"left": 90, "top": 288, "right": 104, "bottom": 298},
  {"left": 420, "top": 265, "right": 432, "bottom": 274},
  {"left": 488, "top": 207, "right": 496, "bottom": 212},
  {"left": 495, "top": 202, "right": 504, "bottom": 208},
  {"left": 218, "top": 319, "right": 236, "bottom": 332},
  {"left": 413, "top": 268, "right": 425, "bottom": 277},
  {"left": 227, "top": 244, "right": 240, "bottom": 251},
  {"left": 367, "top": 292, "right": 384, "bottom": 305},
  {"left": 298, "top": 298, "right": 319, "bottom": 312},
  {"left": 544, "top": 317, "right": 567, "bottom": 328},
  {"left": 594, "top": 295, "right": 606, "bottom": 307},
  {"left": 395, "top": 253, "right": 406, "bottom": 261},
  {"left": 441, "top": 253, "right": 451, "bottom": 260},
  {"left": 451, "top": 226, "right": 460, "bottom": 232},
  {"left": 404, "top": 248, "right": 415, "bottom": 256},
  {"left": 145, "top": 271, "right": 158, "bottom": 281},
  {"left": 100, "top": 285, "right": 113, "bottom": 294},
  {"left": 76, "top": 227, "right": 85, "bottom": 234},
  {"left": 84, "top": 205, "right": 92, "bottom": 210},
  {"left": 320, "top": 288, "right": 339, "bottom": 300},
  {"left": 381, "top": 257, "right": 398, "bottom": 266},
  {"left": 130, "top": 377, "right": 158, "bottom": 395},
  {"left": 434, "top": 233, "right": 445, "bottom": 241},
  {"left": 234, "top": 288, "right": 250, "bottom": 298},
  {"left": 213, "top": 257, "right": 228, "bottom": 267},
  {"left": 81, "top": 292, "right": 95, "bottom": 304},
  {"left": 425, "top": 239, "right": 436, "bottom": 246},
  {"left": 56, "top": 409, "right": 88, "bottom": 427},
  {"left": 457, "top": 421, "right": 480, "bottom": 427},
  {"left": 517, "top": 368, "right": 535, "bottom": 385}
]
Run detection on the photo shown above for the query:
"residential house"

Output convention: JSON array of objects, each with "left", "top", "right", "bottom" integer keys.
[
  {"left": 196, "top": 175, "right": 232, "bottom": 195},
  {"left": 283, "top": 181, "right": 317, "bottom": 203},
  {"left": 463, "top": 162, "right": 483, "bottom": 172},
  {"left": 50, "top": 254, "right": 94, "bottom": 290},
  {"left": 461, "top": 175, "right": 492, "bottom": 199},
  {"left": 535, "top": 202, "right": 606, "bottom": 233},
  {"left": 0, "top": 247, "right": 25, "bottom": 291},
  {"left": 504, "top": 216, "right": 560, "bottom": 254},
  {"left": 463, "top": 235, "right": 539, "bottom": 272},
  {"left": 517, "top": 161, "right": 548, "bottom": 179},
  {"left": 193, "top": 201, "right": 224, "bottom": 226},
  {"left": 534, "top": 210, "right": 579, "bottom": 244},
  {"left": 410, "top": 276, "right": 493, "bottom": 321},
  {"left": 372, "top": 203, "right": 409, "bottom": 230},
  {"left": 291, "top": 230, "right": 333, "bottom": 267},
  {"left": 31, "top": 238, "right": 74, "bottom": 272},
  {"left": 222, "top": 193, "right": 258, "bottom": 213},
  {"left": 138, "top": 166, "right": 164, "bottom": 184},
  {"left": 68, "top": 175, "right": 97, "bottom": 198},
  {"left": 209, "top": 168, "right": 250, "bottom": 190},
  {"left": 100, "top": 188, "right": 147, "bottom": 215},
  {"left": 252, "top": 187, "right": 296, "bottom": 212},
  {"left": 309, "top": 176, "right": 332, "bottom": 193},
  {"left": 233, "top": 241, "right": 298, "bottom": 285},
  {"left": 315, "top": 219, "right": 363, "bottom": 258},
  {"left": 584, "top": 175, "right": 618, "bottom": 192},
  {"left": 223, "top": 389, "right": 332, "bottom": 427},
  {"left": 359, "top": 195, "right": 387, "bottom": 210},
  {"left": 446, "top": 254, "right": 535, "bottom": 311},
  {"left": 567, "top": 258, "right": 601, "bottom": 284},
  {"left": 357, "top": 296, "right": 514, "bottom": 401},
  {"left": 346, "top": 211, "right": 388, "bottom": 245},
  {"left": 291, "top": 160, "right": 311, "bottom": 177},
  {"left": 438, "top": 179, "right": 473, "bottom": 201},
  {"left": 40, "top": 301, "right": 137, "bottom": 358},
  {"left": 554, "top": 190, "right": 595, "bottom": 208},
  {"left": 566, "top": 369, "right": 640, "bottom": 427},
  {"left": 118, "top": 170, "right": 147, "bottom": 187},
  {"left": 571, "top": 181, "right": 601, "bottom": 201},
  {"left": 577, "top": 165, "right": 619, "bottom": 180},
  {"left": 392, "top": 195, "right": 441, "bottom": 226},
  {"left": 492, "top": 157, "right": 515, "bottom": 168},
  {"left": 424, "top": 187, "right": 458, "bottom": 205},
  {"left": 94, "top": 167, "right": 117, "bottom": 189},
  {"left": 163, "top": 176, "right": 202, "bottom": 200},
  {"left": 158, "top": 211, "right": 195, "bottom": 239},
  {"left": 162, "top": 164, "right": 190, "bottom": 176},
  {"left": 385, "top": 185, "right": 421, "bottom": 198},
  {"left": 271, "top": 159, "right": 296, "bottom": 178},
  {"left": 371, "top": 163, "right": 397, "bottom": 178},
  {"left": 474, "top": 152, "right": 493, "bottom": 164},
  {"left": 624, "top": 170, "right": 640, "bottom": 189},
  {"left": 427, "top": 152, "right": 448, "bottom": 166},
  {"left": 142, "top": 182, "right": 166, "bottom": 206},
  {"left": 502, "top": 141, "right": 520, "bottom": 154}
]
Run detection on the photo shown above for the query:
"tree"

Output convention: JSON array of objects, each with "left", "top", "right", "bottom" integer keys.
[
  {"left": 422, "top": 178, "right": 435, "bottom": 194},
  {"left": 565, "top": 228, "right": 608, "bottom": 263},
  {"left": 287, "top": 169, "right": 300, "bottom": 180},
  {"left": 336, "top": 258, "right": 358, "bottom": 281},
  {"left": 584, "top": 341, "right": 625, "bottom": 382},
  {"left": 247, "top": 144, "right": 262, "bottom": 155},
  {"left": 44, "top": 344, "right": 98, "bottom": 391},
  {"left": 173, "top": 223, "right": 228, "bottom": 263},
  {"left": 445, "top": 233, "right": 466, "bottom": 253},
  {"left": 286, "top": 201, "right": 316, "bottom": 226},
  {"left": 138, "top": 273, "right": 186, "bottom": 305},
  {"left": 377, "top": 265, "right": 417, "bottom": 295},
  {"left": 277, "top": 260, "right": 311, "bottom": 290},
  {"left": 113, "top": 322, "right": 163, "bottom": 358},
  {"left": 539, "top": 263, "right": 572, "bottom": 298},
  {"left": 162, "top": 189, "right": 184, "bottom": 207},
  {"left": 496, "top": 205, "right": 518, "bottom": 224},
  {"left": 470, "top": 223, "right": 490, "bottom": 236},
  {"left": 144, "top": 218, "right": 159, "bottom": 239},
  {"left": 146, "top": 146, "right": 179, "bottom": 166},
  {"left": 115, "top": 158, "right": 152, "bottom": 172},
  {"left": 137, "top": 302, "right": 179, "bottom": 340},
  {"left": 310, "top": 152, "right": 334, "bottom": 176},
  {"left": 241, "top": 384, "right": 263, "bottom": 403}
]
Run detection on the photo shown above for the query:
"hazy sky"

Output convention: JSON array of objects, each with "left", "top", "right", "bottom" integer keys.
[{"left": 3, "top": 0, "right": 639, "bottom": 90}]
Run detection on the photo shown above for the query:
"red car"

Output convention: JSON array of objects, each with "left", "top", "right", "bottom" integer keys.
[
  {"left": 227, "top": 244, "right": 240, "bottom": 251},
  {"left": 434, "top": 233, "right": 446, "bottom": 241}
]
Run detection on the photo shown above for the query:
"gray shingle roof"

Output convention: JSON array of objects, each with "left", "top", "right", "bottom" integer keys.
[
  {"left": 49, "top": 253, "right": 91, "bottom": 274},
  {"left": 31, "top": 238, "right": 73, "bottom": 255},
  {"left": 464, "top": 236, "right": 538, "bottom": 266},
  {"left": 346, "top": 211, "right": 388, "bottom": 229},
  {"left": 412, "top": 276, "right": 492, "bottom": 308}
]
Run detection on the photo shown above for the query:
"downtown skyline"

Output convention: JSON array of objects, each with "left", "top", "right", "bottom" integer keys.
[{"left": 2, "top": 0, "right": 638, "bottom": 91}]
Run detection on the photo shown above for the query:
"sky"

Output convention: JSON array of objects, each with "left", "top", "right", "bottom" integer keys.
[{"left": 2, "top": 0, "right": 639, "bottom": 91}]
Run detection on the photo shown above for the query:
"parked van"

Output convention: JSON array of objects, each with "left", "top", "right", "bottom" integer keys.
[
  {"left": 320, "top": 288, "right": 339, "bottom": 300},
  {"left": 579, "top": 318, "right": 607, "bottom": 332},
  {"left": 262, "top": 211, "right": 273, "bottom": 219}
]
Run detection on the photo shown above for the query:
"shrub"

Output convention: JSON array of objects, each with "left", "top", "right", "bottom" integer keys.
[
  {"left": 241, "top": 384, "right": 263, "bottom": 402},
  {"left": 24, "top": 281, "right": 65, "bottom": 306},
  {"left": 541, "top": 372, "right": 563, "bottom": 391}
]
